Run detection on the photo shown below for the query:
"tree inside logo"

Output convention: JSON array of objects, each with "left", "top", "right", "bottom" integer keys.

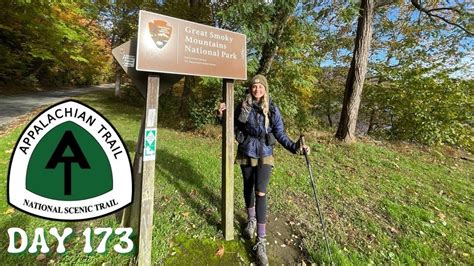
[{"left": 8, "top": 100, "right": 133, "bottom": 221}]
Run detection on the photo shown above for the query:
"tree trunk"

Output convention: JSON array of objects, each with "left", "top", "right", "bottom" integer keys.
[
  {"left": 335, "top": 0, "right": 375, "bottom": 142},
  {"left": 257, "top": 42, "right": 280, "bottom": 76},
  {"left": 114, "top": 61, "right": 121, "bottom": 97},
  {"left": 367, "top": 108, "right": 377, "bottom": 135},
  {"left": 180, "top": 76, "right": 194, "bottom": 117},
  {"left": 327, "top": 113, "right": 333, "bottom": 127},
  {"left": 178, "top": 0, "right": 201, "bottom": 116},
  {"left": 367, "top": 74, "right": 387, "bottom": 136},
  {"left": 325, "top": 88, "right": 333, "bottom": 127},
  {"left": 256, "top": 1, "right": 297, "bottom": 76}
]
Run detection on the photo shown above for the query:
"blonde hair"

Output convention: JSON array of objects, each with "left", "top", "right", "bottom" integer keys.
[
  {"left": 249, "top": 74, "right": 270, "bottom": 131},
  {"left": 248, "top": 89, "right": 270, "bottom": 131},
  {"left": 262, "top": 92, "right": 270, "bottom": 131}
]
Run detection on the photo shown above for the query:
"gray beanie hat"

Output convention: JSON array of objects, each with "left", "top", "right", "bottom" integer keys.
[{"left": 250, "top": 74, "right": 269, "bottom": 92}]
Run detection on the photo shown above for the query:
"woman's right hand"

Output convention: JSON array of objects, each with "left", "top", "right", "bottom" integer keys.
[{"left": 217, "top": 102, "right": 226, "bottom": 117}]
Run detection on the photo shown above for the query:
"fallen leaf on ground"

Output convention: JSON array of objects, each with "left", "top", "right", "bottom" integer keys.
[
  {"left": 215, "top": 245, "right": 224, "bottom": 257},
  {"left": 36, "top": 254, "right": 46, "bottom": 261},
  {"left": 4, "top": 208, "right": 15, "bottom": 215}
]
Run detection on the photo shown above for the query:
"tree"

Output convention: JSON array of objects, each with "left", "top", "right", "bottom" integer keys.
[
  {"left": 336, "top": 0, "right": 472, "bottom": 142},
  {"left": 219, "top": 0, "right": 299, "bottom": 76},
  {"left": 335, "top": 0, "right": 375, "bottom": 142},
  {"left": 360, "top": 1, "right": 468, "bottom": 135},
  {"left": 0, "top": 2, "right": 111, "bottom": 89},
  {"left": 256, "top": 0, "right": 298, "bottom": 76},
  {"left": 96, "top": 0, "right": 162, "bottom": 98},
  {"left": 410, "top": 0, "right": 473, "bottom": 35}
]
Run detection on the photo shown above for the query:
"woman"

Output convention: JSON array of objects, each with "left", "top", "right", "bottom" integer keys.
[{"left": 218, "top": 74, "right": 310, "bottom": 265}]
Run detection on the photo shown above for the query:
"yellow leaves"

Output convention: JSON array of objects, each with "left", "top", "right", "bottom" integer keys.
[
  {"left": 391, "top": 162, "right": 400, "bottom": 169},
  {"left": 215, "top": 244, "right": 225, "bottom": 257},
  {"left": 437, "top": 212, "right": 447, "bottom": 226},
  {"left": 437, "top": 212, "right": 446, "bottom": 220},
  {"left": 52, "top": 4, "right": 82, "bottom": 23},
  {"left": 389, "top": 227, "right": 399, "bottom": 234},
  {"left": 4, "top": 208, "right": 15, "bottom": 215}
]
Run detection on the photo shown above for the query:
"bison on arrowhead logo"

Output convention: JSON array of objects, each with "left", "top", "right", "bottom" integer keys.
[{"left": 148, "top": 19, "right": 172, "bottom": 49}]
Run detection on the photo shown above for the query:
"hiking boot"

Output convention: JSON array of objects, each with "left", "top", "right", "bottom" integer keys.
[
  {"left": 253, "top": 237, "right": 268, "bottom": 265},
  {"left": 244, "top": 217, "right": 257, "bottom": 239}
]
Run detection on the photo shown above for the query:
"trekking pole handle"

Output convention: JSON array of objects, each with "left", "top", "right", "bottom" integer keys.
[{"left": 300, "top": 135, "right": 309, "bottom": 157}]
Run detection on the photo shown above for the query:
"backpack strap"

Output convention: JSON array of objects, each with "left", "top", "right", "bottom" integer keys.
[{"left": 269, "top": 101, "right": 276, "bottom": 129}]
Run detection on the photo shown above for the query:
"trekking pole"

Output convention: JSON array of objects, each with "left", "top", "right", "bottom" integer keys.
[{"left": 300, "top": 135, "right": 333, "bottom": 263}]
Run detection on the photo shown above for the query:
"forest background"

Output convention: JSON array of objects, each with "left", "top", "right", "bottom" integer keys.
[
  {"left": 0, "top": 0, "right": 472, "bottom": 152},
  {"left": 0, "top": 0, "right": 473, "bottom": 264}
]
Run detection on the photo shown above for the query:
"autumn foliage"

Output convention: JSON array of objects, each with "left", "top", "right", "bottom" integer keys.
[{"left": 0, "top": 2, "right": 111, "bottom": 88}]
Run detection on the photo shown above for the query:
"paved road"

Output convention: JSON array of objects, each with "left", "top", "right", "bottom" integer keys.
[{"left": 0, "top": 84, "right": 113, "bottom": 128}]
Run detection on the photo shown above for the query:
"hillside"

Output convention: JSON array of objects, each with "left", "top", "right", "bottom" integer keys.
[{"left": 0, "top": 91, "right": 472, "bottom": 264}]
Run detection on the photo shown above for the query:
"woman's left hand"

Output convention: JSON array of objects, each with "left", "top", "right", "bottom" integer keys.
[{"left": 301, "top": 145, "right": 310, "bottom": 155}]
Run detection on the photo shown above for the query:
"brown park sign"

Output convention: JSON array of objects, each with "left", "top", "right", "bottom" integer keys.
[
  {"left": 112, "top": 38, "right": 182, "bottom": 97},
  {"left": 137, "top": 10, "right": 247, "bottom": 80}
]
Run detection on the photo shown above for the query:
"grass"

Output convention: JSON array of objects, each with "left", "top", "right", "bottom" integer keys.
[{"left": 0, "top": 90, "right": 472, "bottom": 264}]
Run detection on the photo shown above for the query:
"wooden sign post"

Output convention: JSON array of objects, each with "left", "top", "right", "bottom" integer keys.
[
  {"left": 222, "top": 79, "right": 235, "bottom": 240},
  {"left": 137, "top": 74, "right": 160, "bottom": 265},
  {"left": 112, "top": 9, "right": 247, "bottom": 264}
]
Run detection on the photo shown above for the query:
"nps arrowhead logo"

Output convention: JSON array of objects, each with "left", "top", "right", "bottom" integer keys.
[
  {"left": 148, "top": 19, "right": 172, "bottom": 49},
  {"left": 8, "top": 100, "right": 133, "bottom": 221}
]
